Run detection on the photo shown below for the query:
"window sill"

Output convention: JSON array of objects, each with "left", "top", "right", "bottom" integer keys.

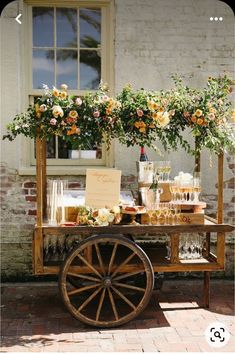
[{"left": 18, "top": 165, "right": 116, "bottom": 176}]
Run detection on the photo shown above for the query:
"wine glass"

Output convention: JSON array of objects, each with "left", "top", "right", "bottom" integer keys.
[
  {"left": 154, "top": 162, "right": 163, "bottom": 182},
  {"left": 164, "top": 161, "right": 171, "bottom": 181},
  {"left": 193, "top": 172, "right": 201, "bottom": 203}
]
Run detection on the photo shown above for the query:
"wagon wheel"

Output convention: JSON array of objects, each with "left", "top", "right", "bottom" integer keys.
[{"left": 59, "top": 234, "right": 154, "bottom": 327}]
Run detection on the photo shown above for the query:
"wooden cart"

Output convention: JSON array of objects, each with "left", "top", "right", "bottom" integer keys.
[{"left": 33, "top": 138, "right": 234, "bottom": 327}]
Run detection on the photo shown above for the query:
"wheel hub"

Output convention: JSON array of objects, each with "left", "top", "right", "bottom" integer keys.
[{"left": 103, "top": 276, "right": 112, "bottom": 288}]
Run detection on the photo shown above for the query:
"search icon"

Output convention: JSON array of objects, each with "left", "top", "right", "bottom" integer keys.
[{"left": 214, "top": 331, "right": 222, "bottom": 339}]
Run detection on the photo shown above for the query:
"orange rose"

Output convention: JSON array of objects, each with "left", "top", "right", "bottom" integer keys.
[
  {"left": 191, "top": 116, "right": 197, "bottom": 123},
  {"left": 139, "top": 127, "right": 146, "bottom": 133},
  {"left": 197, "top": 118, "right": 203, "bottom": 125},
  {"left": 134, "top": 121, "right": 140, "bottom": 128}
]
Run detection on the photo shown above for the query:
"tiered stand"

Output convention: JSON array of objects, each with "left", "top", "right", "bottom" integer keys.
[{"left": 33, "top": 137, "right": 234, "bottom": 327}]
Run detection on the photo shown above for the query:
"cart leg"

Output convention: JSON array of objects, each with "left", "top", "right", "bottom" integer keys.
[{"left": 204, "top": 271, "right": 210, "bottom": 308}]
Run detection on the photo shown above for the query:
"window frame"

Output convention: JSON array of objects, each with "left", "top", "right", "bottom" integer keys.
[{"left": 19, "top": 0, "right": 115, "bottom": 175}]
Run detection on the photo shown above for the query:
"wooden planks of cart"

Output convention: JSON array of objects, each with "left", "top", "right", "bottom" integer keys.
[{"left": 33, "top": 137, "right": 234, "bottom": 327}]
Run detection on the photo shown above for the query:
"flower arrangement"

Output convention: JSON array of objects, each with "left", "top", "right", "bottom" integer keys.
[
  {"left": 3, "top": 83, "right": 122, "bottom": 150},
  {"left": 168, "top": 74, "right": 235, "bottom": 155},
  {"left": 3, "top": 74, "right": 234, "bottom": 156},
  {"left": 76, "top": 205, "right": 121, "bottom": 226},
  {"left": 116, "top": 84, "right": 175, "bottom": 149}
]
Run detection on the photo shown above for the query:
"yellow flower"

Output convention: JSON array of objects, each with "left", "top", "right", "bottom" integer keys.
[
  {"left": 147, "top": 100, "right": 155, "bottom": 110},
  {"left": 53, "top": 87, "right": 59, "bottom": 97},
  {"left": 69, "top": 110, "right": 78, "bottom": 119},
  {"left": 158, "top": 106, "right": 164, "bottom": 113},
  {"left": 152, "top": 112, "right": 158, "bottom": 120},
  {"left": 139, "top": 127, "right": 146, "bottom": 133},
  {"left": 195, "top": 109, "right": 203, "bottom": 117},
  {"left": 209, "top": 107, "right": 216, "bottom": 114},
  {"left": 60, "top": 91, "right": 68, "bottom": 100},
  {"left": 106, "top": 108, "right": 112, "bottom": 115},
  {"left": 139, "top": 121, "right": 146, "bottom": 128}
]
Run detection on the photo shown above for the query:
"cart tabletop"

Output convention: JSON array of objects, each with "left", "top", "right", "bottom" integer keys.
[{"left": 36, "top": 217, "right": 234, "bottom": 235}]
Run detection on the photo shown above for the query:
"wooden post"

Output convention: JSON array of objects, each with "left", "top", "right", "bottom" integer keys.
[
  {"left": 217, "top": 153, "right": 225, "bottom": 267},
  {"left": 170, "top": 233, "right": 179, "bottom": 263},
  {"left": 204, "top": 271, "right": 210, "bottom": 308},
  {"left": 34, "top": 134, "right": 44, "bottom": 273},
  {"left": 42, "top": 138, "right": 47, "bottom": 220},
  {"left": 36, "top": 135, "right": 44, "bottom": 226},
  {"left": 217, "top": 153, "right": 224, "bottom": 224}
]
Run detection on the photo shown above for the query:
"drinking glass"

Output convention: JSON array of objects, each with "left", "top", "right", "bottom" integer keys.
[
  {"left": 170, "top": 182, "right": 177, "bottom": 202},
  {"left": 175, "top": 205, "right": 181, "bottom": 224},
  {"left": 154, "top": 161, "right": 164, "bottom": 182},
  {"left": 193, "top": 172, "right": 201, "bottom": 203},
  {"left": 164, "top": 161, "right": 171, "bottom": 181}
]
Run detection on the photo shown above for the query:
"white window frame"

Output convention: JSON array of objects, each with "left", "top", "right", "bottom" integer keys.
[{"left": 19, "top": 0, "right": 115, "bottom": 175}]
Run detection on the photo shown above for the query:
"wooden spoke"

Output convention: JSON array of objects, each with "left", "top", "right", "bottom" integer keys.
[
  {"left": 68, "top": 283, "right": 100, "bottom": 296},
  {"left": 95, "top": 243, "right": 106, "bottom": 275},
  {"left": 95, "top": 288, "right": 106, "bottom": 322},
  {"left": 111, "top": 286, "right": 136, "bottom": 310},
  {"left": 67, "top": 272, "right": 101, "bottom": 283},
  {"left": 108, "top": 242, "right": 118, "bottom": 275},
  {"left": 111, "top": 252, "right": 136, "bottom": 279},
  {"left": 113, "top": 270, "right": 144, "bottom": 282},
  {"left": 78, "top": 287, "right": 102, "bottom": 313},
  {"left": 113, "top": 282, "right": 145, "bottom": 292},
  {"left": 108, "top": 288, "right": 119, "bottom": 321},
  {"left": 59, "top": 234, "right": 154, "bottom": 327},
  {"left": 76, "top": 253, "right": 102, "bottom": 279}
]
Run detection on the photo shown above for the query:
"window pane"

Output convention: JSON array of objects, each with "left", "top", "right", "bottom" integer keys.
[
  {"left": 56, "top": 50, "right": 78, "bottom": 89},
  {"left": 33, "top": 7, "right": 54, "bottom": 47},
  {"left": 58, "top": 137, "right": 69, "bottom": 158},
  {"left": 80, "top": 8, "right": 101, "bottom": 48},
  {"left": 33, "top": 49, "right": 54, "bottom": 89},
  {"left": 56, "top": 8, "right": 77, "bottom": 48},
  {"left": 47, "top": 137, "right": 56, "bottom": 158},
  {"left": 80, "top": 50, "right": 101, "bottom": 89}
]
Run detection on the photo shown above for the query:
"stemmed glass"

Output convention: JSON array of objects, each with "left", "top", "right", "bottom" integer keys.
[
  {"left": 170, "top": 182, "right": 178, "bottom": 202},
  {"left": 164, "top": 161, "right": 171, "bottom": 181},
  {"left": 193, "top": 172, "right": 201, "bottom": 203},
  {"left": 154, "top": 162, "right": 164, "bottom": 182}
]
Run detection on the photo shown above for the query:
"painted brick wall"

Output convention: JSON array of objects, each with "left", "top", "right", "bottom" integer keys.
[{"left": 1, "top": 0, "right": 234, "bottom": 279}]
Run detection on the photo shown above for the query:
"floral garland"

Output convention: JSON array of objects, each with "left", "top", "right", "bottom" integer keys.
[{"left": 3, "top": 75, "right": 235, "bottom": 155}]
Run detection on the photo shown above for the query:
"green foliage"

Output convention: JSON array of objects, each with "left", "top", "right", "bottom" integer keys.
[{"left": 3, "top": 75, "right": 235, "bottom": 156}]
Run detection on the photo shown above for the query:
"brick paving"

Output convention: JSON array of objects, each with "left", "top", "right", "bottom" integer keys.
[{"left": 0, "top": 279, "right": 234, "bottom": 352}]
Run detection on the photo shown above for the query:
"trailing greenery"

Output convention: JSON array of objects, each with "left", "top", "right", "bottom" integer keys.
[{"left": 3, "top": 75, "right": 235, "bottom": 155}]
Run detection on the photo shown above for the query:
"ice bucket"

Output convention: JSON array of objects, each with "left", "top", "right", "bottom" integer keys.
[
  {"left": 136, "top": 161, "right": 154, "bottom": 183},
  {"left": 139, "top": 187, "right": 163, "bottom": 209}
]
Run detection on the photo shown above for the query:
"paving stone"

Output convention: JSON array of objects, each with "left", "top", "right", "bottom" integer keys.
[{"left": 1, "top": 280, "right": 234, "bottom": 352}]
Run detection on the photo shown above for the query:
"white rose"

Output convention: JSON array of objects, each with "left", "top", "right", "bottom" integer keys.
[
  {"left": 156, "top": 112, "right": 170, "bottom": 128},
  {"left": 52, "top": 105, "right": 64, "bottom": 118},
  {"left": 61, "top": 84, "right": 68, "bottom": 91}
]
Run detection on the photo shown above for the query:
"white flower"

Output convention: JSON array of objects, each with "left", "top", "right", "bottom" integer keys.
[
  {"left": 39, "top": 104, "right": 47, "bottom": 112},
  {"left": 112, "top": 206, "right": 120, "bottom": 214},
  {"left": 96, "top": 208, "right": 114, "bottom": 226},
  {"left": 61, "top": 84, "right": 68, "bottom": 91},
  {"left": 156, "top": 112, "right": 170, "bottom": 128},
  {"left": 52, "top": 105, "right": 64, "bottom": 118}
]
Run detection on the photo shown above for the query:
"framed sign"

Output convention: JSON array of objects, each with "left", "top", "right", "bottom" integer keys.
[{"left": 85, "top": 169, "right": 122, "bottom": 208}]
